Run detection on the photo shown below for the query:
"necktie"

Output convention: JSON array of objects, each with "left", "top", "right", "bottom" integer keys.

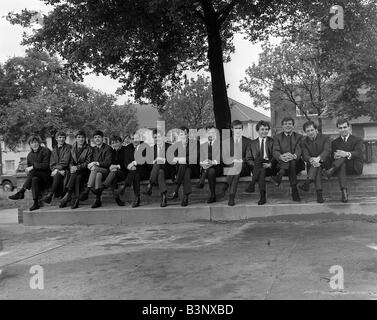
[{"left": 261, "top": 138, "right": 265, "bottom": 159}]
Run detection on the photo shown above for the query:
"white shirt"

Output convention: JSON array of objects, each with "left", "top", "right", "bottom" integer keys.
[{"left": 342, "top": 134, "right": 350, "bottom": 143}]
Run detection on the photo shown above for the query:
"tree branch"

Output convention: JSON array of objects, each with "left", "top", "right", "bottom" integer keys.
[{"left": 217, "top": 0, "right": 239, "bottom": 25}]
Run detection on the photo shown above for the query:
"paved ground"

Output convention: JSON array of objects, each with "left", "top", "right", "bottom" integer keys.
[{"left": 1, "top": 208, "right": 377, "bottom": 299}]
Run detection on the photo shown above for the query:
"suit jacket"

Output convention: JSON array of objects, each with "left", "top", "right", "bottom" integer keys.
[
  {"left": 249, "top": 136, "right": 274, "bottom": 166},
  {"left": 111, "top": 145, "right": 127, "bottom": 172},
  {"left": 50, "top": 143, "right": 71, "bottom": 171},
  {"left": 331, "top": 135, "right": 364, "bottom": 175},
  {"left": 70, "top": 142, "right": 92, "bottom": 172},
  {"left": 199, "top": 139, "right": 221, "bottom": 165},
  {"left": 273, "top": 131, "right": 303, "bottom": 161},
  {"left": 92, "top": 143, "right": 112, "bottom": 168},
  {"left": 221, "top": 136, "right": 253, "bottom": 167},
  {"left": 124, "top": 142, "right": 150, "bottom": 179},
  {"left": 301, "top": 133, "right": 331, "bottom": 163},
  {"left": 27, "top": 146, "right": 51, "bottom": 172}
]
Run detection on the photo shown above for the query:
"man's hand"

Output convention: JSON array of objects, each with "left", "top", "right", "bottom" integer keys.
[
  {"left": 127, "top": 162, "right": 137, "bottom": 171},
  {"left": 51, "top": 169, "right": 58, "bottom": 177},
  {"left": 25, "top": 166, "right": 34, "bottom": 175},
  {"left": 335, "top": 150, "right": 350, "bottom": 159},
  {"left": 156, "top": 157, "right": 166, "bottom": 164},
  {"left": 110, "top": 164, "right": 119, "bottom": 172},
  {"left": 262, "top": 162, "right": 272, "bottom": 169},
  {"left": 88, "top": 162, "right": 98, "bottom": 169},
  {"left": 70, "top": 166, "right": 77, "bottom": 174},
  {"left": 279, "top": 154, "right": 290, "bottom": 163},
  {"left": 58, "top": 170, "right": 65, "bottom": 176},
  {"left": 178, "top": 157, "right": 186, "bottom": 164},
  {"left": 233, "top": 158, "right": 243, "bottom": 164}
]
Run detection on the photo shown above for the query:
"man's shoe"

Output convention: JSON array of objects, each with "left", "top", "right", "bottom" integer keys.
[
  {"left": 228, "top": 195, "right": 235, "bottom": 206},
  {"left": 9, "top": 190, "right": 25, "bottom": 200},
  {"left": 258, "top": 191, "right": 267, "bottom": 205},
  {"left": 316, "top": 190, "right": 324, "bottom": 203},
  {"left": 324, "top": 167, "right": 335, "bottom": 180},
  {"left": 196, "top": 182, "right": 205, "bottom": 189},
  {"left": 245, "top": 183, "right": 255, "bottom": 193},
  {"left": 29, "top": 200, "right": 40, "bottom": 211},
  {"left": 59, "top": 192, "right": 72, "bottom": 208},
  {"left": 115, "top": 197, "right": 125, "bottom": 207},
  {"left": 143, "top": 183, "right": 153, "bottom": 196},
  {"left": 132, "top": 196, "right": 140, "bottom": 208},
  {"left": 42, "top": 192, "right": 53, "bottom": 204},
  {"left": 341, "top": 188, "right": 348, "bottom": 203},
  {"left": 299, "top": 180, "right": 311, "bottom": 192},
  {"left": 181, "top": 195, "right": 189, "bottom": 207},
  {"left": 71, "top": 199, "right": 80, "bottom": 209},
  {"left": 169, "top": 191, "right": 179, "bottom": 200},
  {"left": 292, "top": 187, "right": 301, "bottom": 202},
  {"left": 207, "top": 195, "right": 216, "bottom": 204},
  {"left": 91, "top": 199, "right": 102, "bottom": 208},
  {"left": 160, "top": 193, "right": 168, "bottom": 207}
]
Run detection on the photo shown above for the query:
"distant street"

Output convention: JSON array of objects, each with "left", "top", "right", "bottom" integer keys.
[{"left": 1, "top": 214, "right": 377, "bottom": 299}]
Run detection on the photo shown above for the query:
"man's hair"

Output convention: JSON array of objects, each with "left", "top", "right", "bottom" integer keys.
[
  {"left": 303, "top": 120, "right": 318, "bottom": 132},
  {"left": 281, "top": 116, "right": 295, "bottom": 126},
  {"left": 93, "top": 130, "right": 104, "bottom": 138},
  {"left": 336, "top": 118, "right": 350, "bottom": 128},
  {"left": 27, "top": 135, "right": 42, "bottom": 145},
  {"left": 231, "top": 120, "right": 243, "bottom": 128},
  {"left": 152, "top": 128, "right": 158, "bottom": 136},
  {"left": 75, "top": 130, "right": 87, "bottom": 139},
  {"left": 179, "top": 126, "right": 189, "bottom": 134},
  {"left": 205, "top": 124, "right": 216, "bottom": 130},
  {"left": 110, "top": 135, "right": 122, "bottom": 143},
  {"left": 55, "top": 131, "right": 67, "bottom": 139},
  {"left": 256, "top": 120, "right": 271, "bottom": 132}
]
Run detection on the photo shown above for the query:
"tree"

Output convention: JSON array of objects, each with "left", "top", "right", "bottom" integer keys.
[
  {"left": 8, "top": 0, "right": 311, "bottom": 129},
  {"left": 0, "top": 50, "right": 138, "bottom": 148},
  {"left": 161, "top": 75, "right": 214, "bottom": 129}
]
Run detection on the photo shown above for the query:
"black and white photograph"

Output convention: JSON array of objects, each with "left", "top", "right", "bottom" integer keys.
[{"left": 1, "top": 0, "right": 377, "bottom": 307}]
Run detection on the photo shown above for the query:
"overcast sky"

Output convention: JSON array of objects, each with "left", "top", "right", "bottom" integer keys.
[{"left": 0, "top": 0, "right": 269, "bottom": 116}]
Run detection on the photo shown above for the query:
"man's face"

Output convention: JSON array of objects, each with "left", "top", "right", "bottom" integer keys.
[
  {"left": 207, "top": 128, "right": 217, "bottom": 142},
  {"left": 124, "top": 136, "right": 131, "bottom": 145},
  {"left": 337, "top": 122, "right": 350, "bottom": 137},
  {"left": 232, "top": 125, "right": 243, "bottom": 138},
  {"left": 305, "top": 125, "right": 317, "bottom": 140},
  {"left": 57, "top": 135, "right": 66, "bottom": 146},
  {"left": 76, "top": 135, "right": 85, "bottom": 146},
  {"left": 258, "top": 126, "right": 270, "bottom": 139},
  {"left": 93, "top": 135, "right": 103, "bottom": 146},
  {"left": 30, "top": 140, "right": 40, "bottom": 151},
  {"left": 282, "top": 121, "right": 294, "bottom": 134},
  {"left": 178, "top": 130, "right": 188, "bottom": 143},
  {"left": 133, "top": 134, "right": 141, "bottom": 146},
  {"left": 111, "top": 140, "right": 122, "bottom": 150},
  {"left": 156, "top": 133, "right": 164, "bottom": 145}
]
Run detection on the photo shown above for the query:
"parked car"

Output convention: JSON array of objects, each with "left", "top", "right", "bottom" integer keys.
[
  {"left": 0, "top": 174, "right": 18, "bottom": 192},
  {"left": 16, "top": 159, "right": 27, "bottom": 173}
]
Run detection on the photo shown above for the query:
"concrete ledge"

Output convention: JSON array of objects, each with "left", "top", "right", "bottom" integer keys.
[{"left": 23, "top": 199, "right": 377, "bottom": 226}]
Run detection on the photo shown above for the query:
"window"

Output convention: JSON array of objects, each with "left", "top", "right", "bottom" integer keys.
[{"left": 5, "top": 160, "right": 15, "bottom": 172}]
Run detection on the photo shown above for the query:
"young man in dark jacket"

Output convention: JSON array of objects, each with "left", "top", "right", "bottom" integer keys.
[
  {"left": 102, "top": 135, "right": 128, "bottom": 206},
  {"left": 42, "top": 131, "right": 71, "bottom": 204},
  {"left": 9, "top": 135, "right": 51, "bottom": 211},
  {"left": 324, "top": 119, "right": 364, "bottom": 202},
  {"left": 80, "top": 130, "right": 112, "bottom": 208},
  {"left": 60, "top": 130, "right": 92, "bottom": 209},
  {"left": 299, "top": 121, "right": 332, "bottom": 203}
]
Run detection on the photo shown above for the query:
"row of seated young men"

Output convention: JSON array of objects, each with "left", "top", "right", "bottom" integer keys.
[{"left": 8, "top": 117, "right": 364, "bottom": 211}]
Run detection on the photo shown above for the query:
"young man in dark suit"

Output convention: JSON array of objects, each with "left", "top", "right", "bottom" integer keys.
[
  {"left": 272, "top": 116, "right": 303, "bottom": 202},
  {"left": 144, "top": 129, "right": 172, "bottom": 207},
  {"left": 324, "top": 119, "right": 364, "bottom": 202},
  {"left": 245, "top": 120, "right": 275, "bottom": 205},
  {"left": 121, "top": 132, "right": 150, "bottom": 208},
  {"left": 80, "top": 130, "right": 112, "bottom": 208},
  {"left": 42, "top": 131, "right": 72, "bottom": 204},
  {"left": 9, "top": 135, "right": 51, "bottom": 211},
  {"left": 60, "top": 130, "right": 92, "bottom": 209},
  {"left": 221, "top": 120, "right": 253, "bottom": 206},
  {"left": 168, "top": 126, "right": 199, "bottom": 207},
  {"left": 299, "top": 121, "right": 332, "bottom": 203},
  {"left": 102, "top": 135, "right": 128, "bottom": 206},
  {"left": 197, "top": 125, "right": 222, "bottom": 203}
]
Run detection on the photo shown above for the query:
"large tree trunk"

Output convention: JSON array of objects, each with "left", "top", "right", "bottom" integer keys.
[{"left": 201, "top": 1, "right": 232, "bottom": 130}]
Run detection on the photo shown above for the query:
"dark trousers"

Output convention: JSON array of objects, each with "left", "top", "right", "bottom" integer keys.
[
  {"left": 67, "top": 170, "right": 89, "bottom": 198},
  {"left": 149, "top": 164, "right": 168, "bottom": 194},
  {"left": 200, "top": 166, "right": 220, "bottom": 195},
  {"left": 307, "top": 166, "right": 323, "bottom": 190},
  {"left": 332, "top": 158, "right": 347, "bottom": 189},
  {"left": 277, "top": 160, "right": 298, "bottom": 187},
  {"left": 175, "top": 164, "right": 192, "bottom": 195},
  {"left": 103, "top": 170, "right": 127, "bottom": 196},
  {"left": 50, "top": 172, "right": 65, "bottom": 196},
  {"left": 23, "top": 170, "right": 51, "bottom": 200},
  {"left": 251, "top": 160, "right": 273, "bottom": 192},
  {"left": 225, "top": 163, "right": 251, "bottom": 196},
  {"left": 124, "top": 170, "right": 141, "bottom": 196},
  {"left": 87, "top": 167, "right": 109, "bottom": 189}
]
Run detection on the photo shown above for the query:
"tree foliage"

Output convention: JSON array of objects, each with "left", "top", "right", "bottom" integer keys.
[
  {"left": 0, "top": 50, "right": 138, "bottom": 149},
  {"left": 161, "top": 75, "right": 214, "bottom": 130}
]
